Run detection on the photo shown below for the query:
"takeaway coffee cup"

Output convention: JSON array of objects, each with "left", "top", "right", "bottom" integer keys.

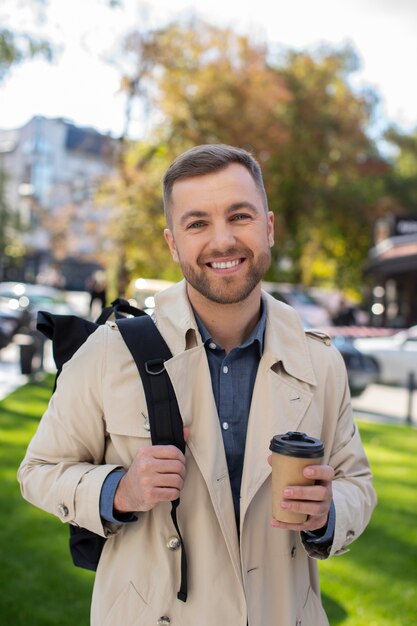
[{"left": 269, "top": 431, "right": 324, "bottom": 523}]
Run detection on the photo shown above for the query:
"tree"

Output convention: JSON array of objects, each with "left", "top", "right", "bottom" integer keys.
[
  {"left": 382, "top": 127, "right": 417, "bottom": 212},
  {"left": 264, "top": 46, "right": 389, "bottom": 287},
  {"left": 0, "top": 0, "right": 54, "bottom": 81}
]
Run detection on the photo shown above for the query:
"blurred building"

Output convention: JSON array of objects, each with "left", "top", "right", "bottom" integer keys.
[
  {"left": 0, "top": 115, "right": 118, "bottom": 288},
  {"left": 365, "top": 215, "right": 417, "bottom": 327}
]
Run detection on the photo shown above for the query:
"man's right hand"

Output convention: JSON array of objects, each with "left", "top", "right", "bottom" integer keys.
[{"left": 113, "top": 445, "right": 186, "bottom": 513}]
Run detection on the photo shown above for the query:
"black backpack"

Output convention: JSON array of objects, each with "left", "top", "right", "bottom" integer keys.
[{"left": 37, "top": 299, "right": 188, "bottom": 602}]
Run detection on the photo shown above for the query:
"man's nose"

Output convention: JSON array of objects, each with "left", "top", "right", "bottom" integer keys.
[{"left": 211, "top": 223, "right": 236, "bottom": 250}]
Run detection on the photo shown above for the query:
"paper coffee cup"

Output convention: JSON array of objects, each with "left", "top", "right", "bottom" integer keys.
[{"left": 269, "top": 431, "right": 324, "bottom": 523}]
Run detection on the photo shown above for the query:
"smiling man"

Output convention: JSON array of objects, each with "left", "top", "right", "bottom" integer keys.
[{"left": 18, "top": 144, "right": 376, "bottom": 626}]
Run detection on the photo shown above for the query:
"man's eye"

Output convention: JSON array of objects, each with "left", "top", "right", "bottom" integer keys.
[
  {"left": 187, "top": 221, "right": 205, "bottom": 229},
  {"left": 232, "top": 213, "right": 251, "bottom": 221}
]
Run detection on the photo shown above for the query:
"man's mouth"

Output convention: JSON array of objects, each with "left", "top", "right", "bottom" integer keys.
[{"left": 208, "top": 259, "right": 243, "bottom": 269}]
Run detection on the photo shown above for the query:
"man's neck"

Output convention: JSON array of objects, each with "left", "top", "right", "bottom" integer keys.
[{"left": 187, "top": 284, "right": 263, "bottom": 353}]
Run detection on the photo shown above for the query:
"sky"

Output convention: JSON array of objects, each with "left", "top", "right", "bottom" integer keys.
[{"left": 1, "top": 0, "right": 417, "bottom": 140}]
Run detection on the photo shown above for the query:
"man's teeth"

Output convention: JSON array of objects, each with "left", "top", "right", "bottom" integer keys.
[{"left": 210, "top": 259, "right": 240, "bottom": 269}]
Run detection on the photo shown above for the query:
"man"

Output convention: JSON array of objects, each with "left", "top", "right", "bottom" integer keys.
[{"left": 18, "top": 144, "right": 376, "bottom": 626}]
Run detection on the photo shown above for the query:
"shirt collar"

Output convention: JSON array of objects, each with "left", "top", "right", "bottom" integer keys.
[{"left": 194, "top": 298, "right": 266, "bottom": 357}]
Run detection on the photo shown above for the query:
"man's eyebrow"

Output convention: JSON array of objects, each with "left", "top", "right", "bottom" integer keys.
[
  {"left": 179, "top": 202, "right": 259, "bottom": 226},
  {"left": 179, "top": 210, "right": 209, "bottom": 226},
  {"left": 227, "top": 202, "right": 258, "bottom": 213}
]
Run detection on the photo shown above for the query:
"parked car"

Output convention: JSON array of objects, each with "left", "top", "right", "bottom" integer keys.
[
  {"left": 0, "top": 282, "right": 75, "bottom": 319},
  {"left": 354, "top": 326, "right": 417, "bottom": 386},
  {"left": 0, "top": 282, "right": 77, "bottom": 374},
  {"left": 0, "top": 296, "right": 30, "bottom": 349},
  {"left": 263, "top": 284, "right": 377, "bottom": 396},
  {"left": 126, "top": 278, "right": 175, "bottom": 315},
  {"left": 332, "top": 335, "right": 379, "bottom": 397},
  {"left": 262, "top": 282, "right": 333, "bottom": 327}
]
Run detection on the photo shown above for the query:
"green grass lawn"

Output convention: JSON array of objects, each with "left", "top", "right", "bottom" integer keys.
[
  {"left": 1, "top": 377, "right": 416, "bottom": 625},
  {"left": 320, "top": 420, "right": 417, "bottom": 625},
  {"left": 0, "top": 376, "right": 94, "bottom": 626}
]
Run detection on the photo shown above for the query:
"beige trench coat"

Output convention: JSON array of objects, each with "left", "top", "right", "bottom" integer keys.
[{"left": 18, "top": 281, "right": 376, "bottom": 626}]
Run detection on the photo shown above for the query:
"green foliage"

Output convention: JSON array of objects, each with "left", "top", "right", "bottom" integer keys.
[
  {"left": 383, "top": 127, "right": 417, "bottom": 211},
  {"left": 0, "top": 27, "right": 52, "bottom": 81}
]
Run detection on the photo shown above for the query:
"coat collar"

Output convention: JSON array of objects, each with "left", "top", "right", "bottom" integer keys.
[
  {"left": 261, "top": 290, "right": 317, "bottom": 386},
  {"left": 154, "top": 281, "right": 317, "bottom": 386}
]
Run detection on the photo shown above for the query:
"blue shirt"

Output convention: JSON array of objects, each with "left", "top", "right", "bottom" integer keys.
[{"left": 194, "top": 303, "right": 266, "bottom": 526}]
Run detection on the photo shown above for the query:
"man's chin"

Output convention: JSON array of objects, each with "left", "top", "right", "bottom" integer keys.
[{"left": 190, "top": 277, "right": 260, "bottom": 305}]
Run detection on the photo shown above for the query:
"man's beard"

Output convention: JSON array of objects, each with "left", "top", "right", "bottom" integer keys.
[{"left": 179, "top": 247, "right": 271, "bottom": 305}]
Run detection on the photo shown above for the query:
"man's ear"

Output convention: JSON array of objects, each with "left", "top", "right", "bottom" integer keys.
[
  {"left": 267, "top": 211, "right": 275, "bottom": 247},
  {"left": 164, "top": 228, "right": 179, "bottom": 263}
]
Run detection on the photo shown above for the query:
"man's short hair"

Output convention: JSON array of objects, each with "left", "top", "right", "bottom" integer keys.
[{"left": 163, "top": 144, "right": 268, "bottom": 226}]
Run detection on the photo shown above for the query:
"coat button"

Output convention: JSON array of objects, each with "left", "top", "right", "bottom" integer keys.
[
  {"left": 166, "top": 536, "right": 181, "bottom": 551},
  {"left": 346, "top": 530, "right": 355, "bottom": 541},
  {"left": 58, "top": 503, "right": 69, "bottom": 517},
  {"left": 157, "top": 617, "right": 171, "bottom": 625}
]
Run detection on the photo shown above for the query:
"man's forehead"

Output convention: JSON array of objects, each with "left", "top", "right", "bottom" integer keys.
[{"left": 170, "top": 163, "right": 260, "bottom": 201}]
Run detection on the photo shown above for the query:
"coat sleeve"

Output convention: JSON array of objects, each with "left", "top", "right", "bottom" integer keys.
[
  {"left": 17, "top": 325, "right": 124, "bottom": 538},
  {"left": 303, "top": 342, "right": 377, "bottom": 559}
]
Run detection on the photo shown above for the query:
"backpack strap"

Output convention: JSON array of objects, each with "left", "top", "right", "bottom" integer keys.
[{"left": 116, "top": 315, "right": 188, "bottom": 602}]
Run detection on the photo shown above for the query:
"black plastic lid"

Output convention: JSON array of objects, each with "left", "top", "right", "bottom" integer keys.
[{"left": 269, "top": 431, "right": 324, "bottom": 458}]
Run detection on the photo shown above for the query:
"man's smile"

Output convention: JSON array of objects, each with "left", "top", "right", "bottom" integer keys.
[{"left": 207, "top": 258, "right": 244, "bottom": 270}]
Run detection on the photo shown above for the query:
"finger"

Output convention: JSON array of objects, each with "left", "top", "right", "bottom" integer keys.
[
  {"left": 303, "top": 464, "right": 335, "bottom": 481},
  {"left": 183, "top": 426, "right": 191, "bottom": 442},
  {"left": 141, "top": 444, "right": 186, "bottom": 463},
  {"left": 152, "top": 472, "right": 185, "bottom": 490},
  {"left": 139, "top": 458, "right": 186, "bottom": 481},
  {"left": 155, "top": 459, "right": 186, "bottom": 478},
  {"left": 283, "top": 484, "right": 331, "bottom": 502},
  {"left": 145, "top": 486, "right": 184, "bottom": 507},
  {"left": 154, "top": 487, "right": 184, "bottom": 502},
  {"left": 271, "top": 514, "right": 329, "bottom": 532},
  {"left": 280, "top": 497, "right": 329, "bottom": 519}
]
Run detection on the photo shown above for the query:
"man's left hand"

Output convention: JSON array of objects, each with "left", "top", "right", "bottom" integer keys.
[{"left": 269, "top": 462, "right": 335, "bottom": 532}]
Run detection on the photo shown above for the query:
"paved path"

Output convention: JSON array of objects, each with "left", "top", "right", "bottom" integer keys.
[
  {"left": 0, "top": 343, "right": 28, "bottom": 400},
  {"left": 0, "top": 290, "right": 89, "bottom": 401},
  {"left": 352, "top": 383, "right": 417, "bottom": 426},
  {"left": 0, "top": 341, "right": 55, "bottom": 401}
]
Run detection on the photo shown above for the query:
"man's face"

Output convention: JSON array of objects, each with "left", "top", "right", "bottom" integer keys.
[{"left": 164, "top": 163, "right": 274, "bottom": 305}]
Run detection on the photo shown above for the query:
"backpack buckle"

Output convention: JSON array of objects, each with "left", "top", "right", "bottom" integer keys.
[{"left": 145, "top": 358, "right": 166, "bottom": 375}]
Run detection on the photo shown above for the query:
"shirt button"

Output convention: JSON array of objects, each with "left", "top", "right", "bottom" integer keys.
[
  {"left": 222, "top": 421, "right": 229, "bottom": 430},
  {"left": 223, "top": 365, "right": 229, "bottom": 374},
  {"left": 157, "top": 617, "right": 171, "bottom": 625},
  {"left": 209, "top": 342, "right": 216, "bottom": 349}
]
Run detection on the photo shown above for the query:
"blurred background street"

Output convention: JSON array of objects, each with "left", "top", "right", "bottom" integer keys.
[{"left": 0, "top": 288, "right": 415, "bottom": 426}]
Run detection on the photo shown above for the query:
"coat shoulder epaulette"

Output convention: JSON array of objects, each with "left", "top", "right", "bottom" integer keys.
[{"left": 304, "top": 329, "right": 332, "bottom": 346}]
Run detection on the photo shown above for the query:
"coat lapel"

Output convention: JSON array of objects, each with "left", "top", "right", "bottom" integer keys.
[
  {"left": 239, "top": 291, "right": 318, "bottom": 529},
  {"left": 164, "top": 345, "right": 242, "bottom": 581},
  {"left": 239, "top": 355, "right": 314, "bottom": 528}
]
